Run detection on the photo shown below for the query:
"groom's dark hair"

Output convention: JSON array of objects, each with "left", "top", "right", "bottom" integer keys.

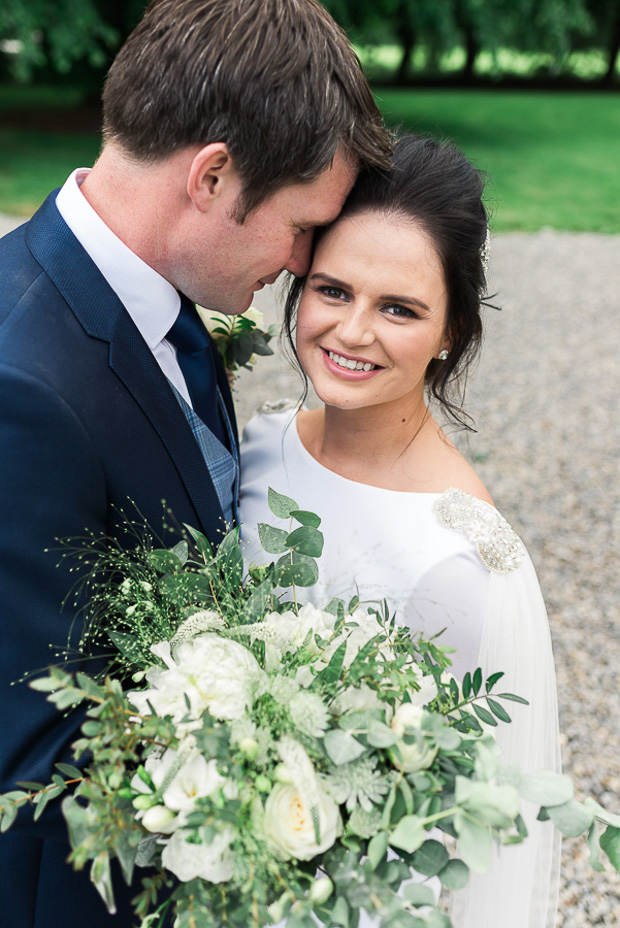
[{"left": 102, "top": 0, "right": 391, "bottom": 218}]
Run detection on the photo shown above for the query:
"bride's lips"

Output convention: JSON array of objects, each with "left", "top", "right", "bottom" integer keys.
[{"left": 321, "top": 347, "right": 383, "bottom": 379}]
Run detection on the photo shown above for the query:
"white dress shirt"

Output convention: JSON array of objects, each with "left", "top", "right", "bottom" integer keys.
[{"left": 55, "top": 168, "right": 192, "bottom": 406}]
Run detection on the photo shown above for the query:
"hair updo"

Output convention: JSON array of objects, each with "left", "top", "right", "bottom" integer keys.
[{"left": 283, "top": 133, "right": 492, "bottom": 429}]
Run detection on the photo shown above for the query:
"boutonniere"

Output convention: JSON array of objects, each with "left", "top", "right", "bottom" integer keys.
[{"left": 197, "top": 306, "right": 279, "bottom": 384}]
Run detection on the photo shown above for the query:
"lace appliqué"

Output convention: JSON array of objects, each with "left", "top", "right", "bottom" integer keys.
[
  {"left": 433, "top": 487, "right": 525, "bottom": 573},
  {"left": 258, "top": 398, "right": 297, "bottom": 415}
]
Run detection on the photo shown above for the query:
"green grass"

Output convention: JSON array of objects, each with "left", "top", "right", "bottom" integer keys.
[
  {"left": 0, "top": 130, "right": 101, "bottom": 215},
  {"left": 0, "top": 84, "right": 619, "bottom": 231},
  {"left": 377, "top": 90, "right": 620, "bottom": 232}
]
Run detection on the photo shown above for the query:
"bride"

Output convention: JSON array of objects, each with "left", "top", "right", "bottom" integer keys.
[{"left": 238, "top": 134, "right": 561, "bottom": 927}]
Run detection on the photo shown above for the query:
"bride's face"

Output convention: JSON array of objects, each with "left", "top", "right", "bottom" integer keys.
[{"left": 295, "top": 211, "right": 449, "bottom": 413}]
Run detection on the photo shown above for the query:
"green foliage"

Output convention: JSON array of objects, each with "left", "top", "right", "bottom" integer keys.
[
  {"left": 0, "top": 0, "right": 148, "bottom": 81},
  {"left": 2, "top": 496, "right": 620, "bottom": 926}
]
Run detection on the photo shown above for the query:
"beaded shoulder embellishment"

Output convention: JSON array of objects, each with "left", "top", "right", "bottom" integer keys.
[
  {"left": 258, "top": 398, "right": 298, "bottom": 415},
  {"left": 433, "top": 487, "right": 525, "bottom": 574}
]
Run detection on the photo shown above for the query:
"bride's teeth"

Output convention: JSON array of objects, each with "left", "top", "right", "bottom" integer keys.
[{"left": 328, "top": 350, "right": 375, "bottom": 372}]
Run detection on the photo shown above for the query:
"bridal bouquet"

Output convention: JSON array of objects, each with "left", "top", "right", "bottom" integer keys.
[{"left": 1, "top": 490, "right": 619, "bottom": 928}]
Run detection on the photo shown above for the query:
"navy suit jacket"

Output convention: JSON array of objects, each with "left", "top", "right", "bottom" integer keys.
[{"left": 0, "top": 193, "right": 239, "bottom": 927}]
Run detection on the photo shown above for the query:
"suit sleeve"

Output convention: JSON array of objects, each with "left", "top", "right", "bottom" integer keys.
[{"left": 0, "top": 362, "right": 108, "bottom": 841}]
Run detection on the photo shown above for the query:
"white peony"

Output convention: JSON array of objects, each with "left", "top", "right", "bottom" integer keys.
[
  {"left": 129, "top": 633, "right": 264, "bottom": 725},
  {"left": 389, "top": 703, "right": 438, "bottom": 773},
  {"left": 161, "top": 825, "right": 235, "bottom": 883},
  {"left": 263, "top": 782, "right": 342, "bottom": 861}
]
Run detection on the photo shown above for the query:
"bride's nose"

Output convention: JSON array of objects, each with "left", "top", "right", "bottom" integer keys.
[{"left": 336, "top": 305, "right": 374, "bottom": 347}]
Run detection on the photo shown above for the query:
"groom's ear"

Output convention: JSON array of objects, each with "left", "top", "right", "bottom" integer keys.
[{"left": 187, "top": 143, "right": 238, "bottom": 212}]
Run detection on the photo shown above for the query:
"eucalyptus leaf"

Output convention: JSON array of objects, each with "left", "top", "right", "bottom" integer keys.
[
  {"left": 402, "top": 883, "right": 436, "bottom": 906},
  {"left": 290, "top": 509, "right": 321, "bottom": 528},
  {"left": 389, "top": 815, "right": 425, "bottom": 854},
  {"left": 286, "top": 525, "right": 324, "bottom": 558},
  {"left": 410, "top": 839, "right": 449, "bottom": 877},
  {"left": 368, "top": 831, "right": 389, "bottom": 869},
  {"left": 257, "top": 523, "right": 289, "bottom": 555},
  {"left": 600, "top": 824, "right": 620, "bottom": 870},
  {"left": 519, "top": 770, "right": 574, "bottom": 806},
  {"left": 547, "top": 799, "right": 595, "bottom": 837},
  {"left": 324, "top": 729, "right": 366, "bottom": 765},
  {"left": 275, "top": 553, "right": 318, "bottom": 588},
  {"left": 366, "top": 720, "right": 400, "bottom": 748},
  {"left": 587, "top": 821, "right": 605, "bottom": 872},
  {"left": 438, "top": 858, "right": 470, "bottom": 890},
  {"left": 454, "top": 813, "right": 493, "bottom": 873},
  {"left": 268, "top": 487, "right": 298, "bottom": 519}
]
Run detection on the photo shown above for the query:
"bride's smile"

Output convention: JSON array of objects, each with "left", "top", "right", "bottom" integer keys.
[{"left": 295, "top": 211, "right": 449, "bottom": 414}]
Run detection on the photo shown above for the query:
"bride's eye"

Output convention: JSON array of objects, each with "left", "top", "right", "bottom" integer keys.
[
  {"left": 382, "top": 303, "right": 417, "bottom": 319},
  {"left": 318, "top": 285, "right": 347, "bottom": 301}
]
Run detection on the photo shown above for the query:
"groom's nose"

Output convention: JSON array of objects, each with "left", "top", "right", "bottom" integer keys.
[{"left": 285, "top": 229, "right": 313, "bottom": 277}]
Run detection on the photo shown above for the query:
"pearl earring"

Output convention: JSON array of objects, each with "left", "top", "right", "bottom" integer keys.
[{"left": 438, "top": 350, "right": 449, "bottom": 361}]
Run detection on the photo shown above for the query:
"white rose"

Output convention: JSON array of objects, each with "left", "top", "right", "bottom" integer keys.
[
  {"left": 389, "top": 703, "right": 438, "bottom": 773},
  {"left": 161, "top": 825, "right": 234, "bottom": 883},
  {"left": 263, "top": 783, "right": 342, "bottom": 861}
]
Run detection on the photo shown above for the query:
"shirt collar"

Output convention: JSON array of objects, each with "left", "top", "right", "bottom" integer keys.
[{"left": 55, "top": 168, "right": 179, "bottom": 348}]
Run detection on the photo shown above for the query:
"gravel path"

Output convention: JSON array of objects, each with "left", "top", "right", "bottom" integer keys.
[{"left": 2, "top": 212, "right": 619, "bottom": 925}]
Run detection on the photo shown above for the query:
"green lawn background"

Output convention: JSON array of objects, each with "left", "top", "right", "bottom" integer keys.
[{"left": 0, "top": 86, "right": 619, "bottom": 232}]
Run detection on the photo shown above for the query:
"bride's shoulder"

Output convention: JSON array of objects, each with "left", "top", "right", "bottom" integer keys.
[
  {"left": 241, "top": 399, "right": 298, "bottom": 444},
  {"left": 422, "top": 428, "right": 494, "bottom": 505},
  {"left": 433, "top": 487, "right": 526, "bottom": 574}
]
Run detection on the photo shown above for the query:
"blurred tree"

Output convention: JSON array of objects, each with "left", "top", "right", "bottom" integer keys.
[
  {"left": 583, "top": 0, "right": 620, "bottom": 83},
  {"left": 326, "top": 0, "right": 594, "bottom": 83},
  {"left": 0, "top": 0, "right": 147, "bottom": 82}
]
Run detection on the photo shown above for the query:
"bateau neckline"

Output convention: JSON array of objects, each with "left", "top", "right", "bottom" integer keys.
[{"left": 287, "top": 411, "right": 445, "bottom": 499}]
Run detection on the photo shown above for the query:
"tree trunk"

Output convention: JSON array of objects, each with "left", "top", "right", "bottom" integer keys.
[
  {"left": 395, "top": 1, "right": 416, "bottom": 86},
  {"left": 603, "top": 8, "right": 620, "bottom": 85},
  {"left": 462, "top": 25, "right": 479, "bottom": 80}
]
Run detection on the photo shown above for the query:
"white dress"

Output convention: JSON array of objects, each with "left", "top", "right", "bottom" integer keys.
[{"left": 239, "top": 407, "right": 561, "bottom": 928}]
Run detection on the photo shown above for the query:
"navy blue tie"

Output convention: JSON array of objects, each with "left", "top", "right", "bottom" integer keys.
[{"left": 167, "top": 296, "right": 227, "bottom": 447}]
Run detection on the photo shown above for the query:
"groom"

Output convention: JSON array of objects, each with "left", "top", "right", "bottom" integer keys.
[{"left": 0, "top": 1, "right": 390, "bottom": 925}]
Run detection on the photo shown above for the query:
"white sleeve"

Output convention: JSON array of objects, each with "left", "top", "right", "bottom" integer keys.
[
  {"left": 404, "top": 550, "right": 490, "bottom": 681},
  {"left": 450, "top": 552, "right": 561, "bottom": 928}
]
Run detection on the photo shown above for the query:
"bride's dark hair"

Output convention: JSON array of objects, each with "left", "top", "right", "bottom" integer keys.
[{"left": 283, "top": 132, "right": 492, "bottom": 430}]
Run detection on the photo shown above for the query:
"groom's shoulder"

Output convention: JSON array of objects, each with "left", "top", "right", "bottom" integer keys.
[{"left": 0, "top": 195, "right": 69, "bottom": 323}]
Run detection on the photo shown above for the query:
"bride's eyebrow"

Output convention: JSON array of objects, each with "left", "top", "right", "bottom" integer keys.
[
  {"left": 308, "top": 272, "right": 351, "bottom": 289},
  {"left": 380, "top": 293, "right": 431, "bottom": 312}
]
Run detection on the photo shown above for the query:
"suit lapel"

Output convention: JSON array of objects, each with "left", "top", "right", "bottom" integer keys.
[{"left": 26, "top": 194, "right": 228, "bottom": 542}]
